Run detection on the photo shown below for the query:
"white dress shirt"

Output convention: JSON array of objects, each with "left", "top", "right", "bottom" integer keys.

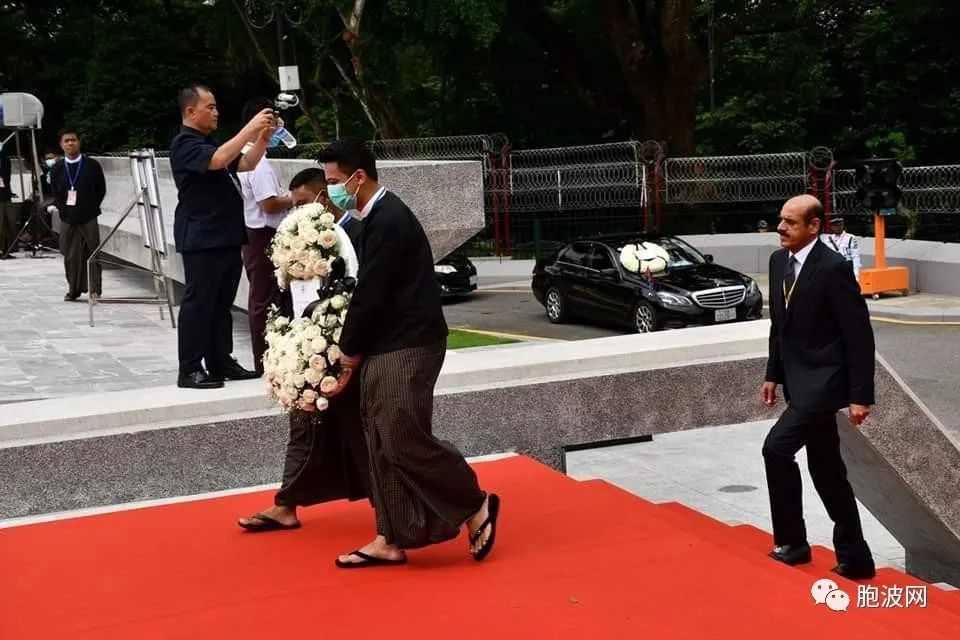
[
  {"left": 238, "top": 155, "right": 287, "bottom": 229},
  {"left": 358, "top": 186, "right": 387, "bottom": 219}
]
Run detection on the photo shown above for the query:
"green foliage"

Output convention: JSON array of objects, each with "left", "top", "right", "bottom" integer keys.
[{"left": 2, "top": 0, "right": 959, "bottom": 164}]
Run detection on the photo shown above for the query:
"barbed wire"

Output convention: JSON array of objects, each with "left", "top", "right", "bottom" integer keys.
[{"left": 662, "top": 153, "right": 808, "bottom": 204}]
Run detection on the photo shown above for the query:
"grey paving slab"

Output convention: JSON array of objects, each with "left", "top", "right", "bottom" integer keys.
[
  {"left": 565, "top": 420, "right": 907, "bottom": 572},
  {"left": 0, "top": 251, "right": 253, "bottom": 402}
]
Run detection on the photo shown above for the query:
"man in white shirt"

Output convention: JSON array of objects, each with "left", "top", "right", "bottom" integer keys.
[
  {"left": 238, "top": 98, "right": 293, "bottom": 374},
  {"left": 822, "top": 217, "right": 861, "bottom": 280}
]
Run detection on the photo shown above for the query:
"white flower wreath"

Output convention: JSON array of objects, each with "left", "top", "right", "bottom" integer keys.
[
  {"left": 263, "top": 302, "right": 349, "bottom": 413},
  {"left": 619, "top": 241, "right": 670, "bottom": 275},
  {"left": 269, "top": 203, "right": 358, "bottom": 289}
]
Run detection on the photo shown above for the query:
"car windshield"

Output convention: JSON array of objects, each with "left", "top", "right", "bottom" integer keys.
[
  {"left": 660, "top": 237, "right": 706, "bottom": 267},
  {"left": 614, "top": 237, "right": 706, "bottom": 268}
]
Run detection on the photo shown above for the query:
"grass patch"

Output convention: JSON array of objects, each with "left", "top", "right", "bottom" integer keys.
[{"left": 447, "top": 328, "right": 519, "bottom": 350}]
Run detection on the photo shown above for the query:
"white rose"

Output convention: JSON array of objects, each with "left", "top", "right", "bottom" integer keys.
[
  {"left": 316, "top": 396, "right": 330, "bottom": 411},
  {"left": 319, "top": 376, "right": 339, "bottom": 394},
  {"left": 292, "top": 373, "right": 306, "bottom": 388},
  {"left": 304, "top": 368, "right": 322, "bottom": 386},
  {"left": 326, "top": 344, "right": 341, "bottom": 363},
  {"left": 325, "top": 314, "right": 339, "bottom": 328},
  {"left": 319, "top": 212, "right": 335, "bottom": 226},
  {"left": 309, "top": 354, "right": 326, "bottom": 371},
  {"left": 301, "top": 389, "right": 318, "bottom": 404},
  {"left": 291, "top": 237, "right": 307, "bottom": 252},
  {"left": 319, "top": 230, "right": 337, "bottom": 249},
  {"left": 329, "top": 294, "right": 346, "bottom": 311},
  {"left": 312, "top": 336, "right": 328, "bottom": 353},
  {"left": 302, "top": 226, "right": 321, "bottom": 244}
]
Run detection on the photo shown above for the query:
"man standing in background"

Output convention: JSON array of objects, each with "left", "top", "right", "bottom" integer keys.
[
  {"left": 822, "top": 217, "right": 861, "bottom": 282},
  {"left": 169, "top": 83, "right": 275, "bottom": 389},
  {"left": 237, "top": 97, "right": 293, "bottom": 374},
  {"left": 0, "top": 143, "right": 15, "bottom": 259},
  {"left": 49, "top": 129, "right": 106, "bottom": 300}
]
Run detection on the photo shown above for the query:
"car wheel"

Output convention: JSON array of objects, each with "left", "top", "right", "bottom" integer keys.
[
  {"left": 632, "top": 301, "right": 658, "bottom": 333},
  {"left": 545, "top": 287, "right": 566, "bottom": 323}
]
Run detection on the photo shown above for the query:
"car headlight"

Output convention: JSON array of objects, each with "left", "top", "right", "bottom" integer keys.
[
  {"left": 435, "top": 264, "right": 457, "bottom": 274},
  {"left": 656, "top": 291, "right": 694, "bottom": 307},
  {"left": 745, "top": 279, "right": 759, "bottom": 295}
]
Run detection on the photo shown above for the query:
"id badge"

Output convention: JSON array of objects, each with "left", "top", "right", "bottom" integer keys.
[{"left": 66, "top": 189, "right": 78, "bottom": 206}]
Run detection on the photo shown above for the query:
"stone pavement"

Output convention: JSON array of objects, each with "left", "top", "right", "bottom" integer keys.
[
  {"left": 0, "top": 250, "right": 252, "bottom": 404},
  {"left": 2, "top": 251, "right": 960, "bottom": 405}
]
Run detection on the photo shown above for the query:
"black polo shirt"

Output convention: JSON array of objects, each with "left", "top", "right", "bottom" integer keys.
[{"left": 169, "top": 125, "right": 247, "bottom": 252}]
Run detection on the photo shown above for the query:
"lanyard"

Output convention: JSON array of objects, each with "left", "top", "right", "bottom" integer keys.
[
  {"left": 65, "top": 157, "right": 83, "bottom": 190},
  {"left": 337, "top": 211, "right": 352, "bottom": 227},
  {"left": 782, "top": 278, "right": 797, "bottom": 306}
]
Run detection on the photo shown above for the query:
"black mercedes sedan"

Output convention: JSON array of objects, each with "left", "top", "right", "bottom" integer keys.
[
  {"left": 435, "top": 253, "right": 478, "bottom": 297},
  {"left": 531, "top": 234, "right": 763, "bottom": 333}
]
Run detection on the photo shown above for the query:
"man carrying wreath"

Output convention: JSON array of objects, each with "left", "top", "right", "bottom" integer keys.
[{"left": 320, "top": 138, "right": 501, "bottom": 568}]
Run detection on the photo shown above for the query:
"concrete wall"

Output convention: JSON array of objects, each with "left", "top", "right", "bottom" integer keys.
[
  {"left": 92, "top": 156, "right": 485, "bottom": 309},
  {"left": 680, "top": 232, "right": 960, "bottom": 297}
]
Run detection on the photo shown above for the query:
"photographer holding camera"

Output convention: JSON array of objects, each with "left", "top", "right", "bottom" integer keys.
[{"left": 170, "top": 83, "right": 276, "bottom": 389}]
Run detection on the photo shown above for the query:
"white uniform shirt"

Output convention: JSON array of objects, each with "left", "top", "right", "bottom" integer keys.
[
  {"left": 822, "top": 231, "right": 861, "bottom": 277},
  {"left": 238, "top": 154, "right": 288, "bottom": 229}
]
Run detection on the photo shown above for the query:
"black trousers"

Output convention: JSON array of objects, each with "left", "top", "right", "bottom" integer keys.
[
  {"left": 178, "top": 247, "right": 242, "bottom": 376},
  {"left": 762, "top": 405, "right": 873, "bottom": 565}
]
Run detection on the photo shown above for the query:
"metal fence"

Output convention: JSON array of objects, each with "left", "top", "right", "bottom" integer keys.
[{"left": 102, "top": 134, "right": 960, "bottom": 252}]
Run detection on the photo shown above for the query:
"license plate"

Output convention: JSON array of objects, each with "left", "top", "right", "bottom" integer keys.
[
  {"left": 714, "top": 307, "right": 737, "bottom": 322},
  {"left": 469, "top": 275, "right": 478, "bottom": 286}
]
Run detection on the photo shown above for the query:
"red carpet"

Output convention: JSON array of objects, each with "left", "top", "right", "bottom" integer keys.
[{"left": 1, "top": 455, "right": 957, "bottom": 639}]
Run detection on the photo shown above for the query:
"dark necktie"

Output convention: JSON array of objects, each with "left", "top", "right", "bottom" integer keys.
[
  {"left": 783, "top": 255, "right": 798, "bottom": 306},
  {"left": 784, "top": 255, "right": 797, "bottom": 291}
]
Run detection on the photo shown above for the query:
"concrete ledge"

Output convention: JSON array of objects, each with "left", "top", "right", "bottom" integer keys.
[
  {"left": 0, "top": 321, "right": 769, "bottom": 445},
  {"left": 92, "top": 156, "right": 485, "bottom": 311},
  {"left": 3, "top": 320, "right": 957, "bottom": 586}
]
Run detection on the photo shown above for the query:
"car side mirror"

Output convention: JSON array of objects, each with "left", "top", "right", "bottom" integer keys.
[
  {"left": 703, "top": 254, "right": 714, "bottom": 263},
  {"left": 600, "top": 267, "right": 620, "bottom": 280}
]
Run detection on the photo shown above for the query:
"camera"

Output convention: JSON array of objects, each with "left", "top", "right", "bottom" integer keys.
[{"left": 274, "top": 92, "right": 299, "bottom": 111}]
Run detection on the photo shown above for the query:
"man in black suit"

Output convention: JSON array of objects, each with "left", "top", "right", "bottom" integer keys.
[
  {"left": 320, "top": 138, "right": 500, "bottom": 568},
  {"left": 169, "top": 84, "right": 276, "bottom": 389},
  {"left": 761, "top": 194, "right": 877, "bottom": 579}
]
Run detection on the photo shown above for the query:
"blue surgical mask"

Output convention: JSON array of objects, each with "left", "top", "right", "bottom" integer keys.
[
  {"left": 45, "top": 158, "right": 56, "bottom": 168},
  {"left": 327, "top": 172, "right": 359, "bottom": 210}
]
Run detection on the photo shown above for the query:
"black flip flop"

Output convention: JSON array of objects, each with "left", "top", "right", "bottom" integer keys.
[
  {"left": 469, "top": 493, "right": 501, "bottom": 562},
  {"left": 238, "top": 514, "right": 301, "bottom": 532},
  {"left": 335, "top": 550, "right": 408, "bottom": 569}
]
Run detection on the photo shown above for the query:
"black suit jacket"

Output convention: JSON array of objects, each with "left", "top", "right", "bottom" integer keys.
[
  {"left": 339, "top": 191, "right": 448, "bottom": 357},
  {"left": 765, "top": 239, "right": 875, "bottom": 413},
  {"left": 340, "top": 213, "right": 363, "bottom": 249}
]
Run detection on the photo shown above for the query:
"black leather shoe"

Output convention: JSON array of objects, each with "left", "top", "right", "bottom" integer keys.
[
  {"left": 768, "top": 543, "right": 812, "bottom": 565},
  {"left": 832, "top": 563, "right": 876, "bottom": 580},
  {"left": 209, "top": 358, "right": 261, "bottom": 382},
  {"left": 177, "top": 371, "right": 224, "bottom": 389}
]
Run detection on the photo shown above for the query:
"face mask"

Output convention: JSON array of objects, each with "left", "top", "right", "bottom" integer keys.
[
  {"left": 327, "top": 172, "right": 358, "bottom": 210},
  {"left": 45, "top": 159, "right": 56, "bottom": 168}
]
